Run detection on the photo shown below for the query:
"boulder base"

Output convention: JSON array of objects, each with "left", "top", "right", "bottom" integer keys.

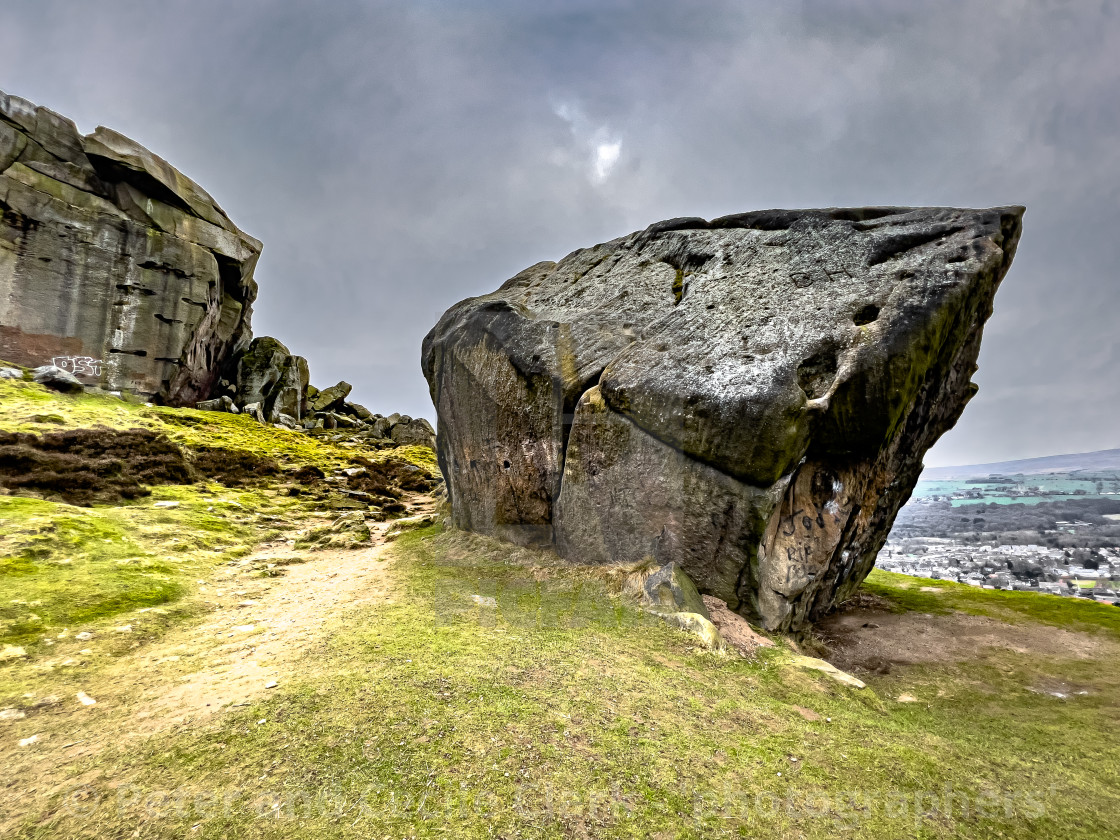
[{"left": 423, "top": 207, "right": 1024, "bottom": 632}]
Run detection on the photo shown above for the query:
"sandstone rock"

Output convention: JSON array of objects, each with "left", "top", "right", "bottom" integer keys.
[
  {"left": 235, "top": 337, "right": 309, "bottom": 422},
  {"left": 659, "top": 612, "right": 725, "bottom": 651},
  {"left": 788, "top": 655, "right": 866, "bottom": 689},
  {"left": 370, "top": 416, "right": 393, "bottom": 438},
  {"left": 0, "top": 367, "right": 23, "bottom": 379},
  {"left": 390, "top": 417, "right": 437, "bottom": 449},
  {"left": 0, "top": 89, "right": 261, "bottom": 404},
  {"left": 324, "top": 411, "right": 358, "bottom": 429},
  {"left": 622, "top": 561, "right": 710, "bottom": 618},
  {"left": 347, "top": 402, "right": 375, "bottom": 422},
  {"left": 423, "top": 207, "right": 1024, "bottom": 632},
  {"left": 196, "top": 395, "right": 238, "bottom": 413},
  {"left": 31, "top": 365, "right": 83, "bottom": 393},
  {"left": 308, "top": 381, "right": 352, "bottom": 413}
]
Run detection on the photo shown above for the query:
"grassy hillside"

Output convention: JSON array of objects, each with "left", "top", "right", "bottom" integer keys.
[
  {"left": 0, "top": 377, "right": 436, "bottom": 649},
  {"left": 1, "top": 380, "right": 1118, "bottom": 839}
]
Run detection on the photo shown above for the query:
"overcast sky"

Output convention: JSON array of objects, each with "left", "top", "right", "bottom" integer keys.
[{"left": 2, "top": 1, "right": 1117, "bottom": 466}]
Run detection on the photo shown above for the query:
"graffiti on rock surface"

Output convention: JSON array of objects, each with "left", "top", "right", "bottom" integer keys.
[{"left": 51, "top": 355, "right": 103, "bottom": 377}]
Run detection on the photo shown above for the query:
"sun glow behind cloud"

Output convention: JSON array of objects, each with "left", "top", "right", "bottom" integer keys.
[
  {"left": 552, "top": 98, "right": 622, "bottom": 184},
  {"left": 592, "top": 139, "right": 621, "bottom": 182}
]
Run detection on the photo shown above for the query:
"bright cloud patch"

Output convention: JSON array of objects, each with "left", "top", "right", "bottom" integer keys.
[
  {"left": 552, "top": 98, "right": 622, "bottom": 184},
  {"left": 592, "top": 141, "right": 621, "bottom": 182}
]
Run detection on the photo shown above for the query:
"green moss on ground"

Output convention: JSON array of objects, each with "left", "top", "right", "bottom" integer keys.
[
  {"left": 0, "top": 484, "right": 299, "bottom": 645},
  {"left": 0, "top": 379, "right": 435, "bottom": 648},
  {"left": 19, "top": 528, "right": 1118, "bottom": 840},
  {"left": 3, "top": 378, "right": 1116, "bottom": 838}
]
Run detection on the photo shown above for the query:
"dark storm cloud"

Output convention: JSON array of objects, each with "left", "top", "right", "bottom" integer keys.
[{"left": 1, "top": 0, "right": 1116, "bottom": 465}]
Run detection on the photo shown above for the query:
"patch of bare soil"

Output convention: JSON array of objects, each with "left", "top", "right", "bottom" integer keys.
[
  {"left": 701, "top": 595, "right": 774, "bottom": 656},
  {"left": 0, "top": 492, "right": 437, "bottom": 832},
  {"left": 817, "top": 607, "right": 1120, "bottom": 675},
  {"left": 135, "top": 539, "right": 396, "bottom": 729}
]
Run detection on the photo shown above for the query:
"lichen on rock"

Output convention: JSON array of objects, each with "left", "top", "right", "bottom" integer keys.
[{"left": 423, "top": 206, "right": 1024, "bottom": 632}]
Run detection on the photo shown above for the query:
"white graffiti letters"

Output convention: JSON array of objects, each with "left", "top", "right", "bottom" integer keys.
[{"left": 51, "top": 355, "right": 103, "bottom": 377}]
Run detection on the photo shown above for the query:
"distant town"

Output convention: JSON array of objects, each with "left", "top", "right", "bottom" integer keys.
[{"left": 882, "top": 452, "right": 1120, "bottom": 606}]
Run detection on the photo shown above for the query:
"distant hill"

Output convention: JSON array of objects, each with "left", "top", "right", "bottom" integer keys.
[{"left": 922, "top": 448, "right": 1120, "bottom": 480}]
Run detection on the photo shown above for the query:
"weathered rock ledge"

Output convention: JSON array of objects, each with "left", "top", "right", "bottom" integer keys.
[
  {"left": 0, "top": 91, "right": 437, "bottom": 449},
  {"left": 0, "top": 89, "right": 261, "bottom": 404},
  {"left": 423, "top": 206, "right": 1024, "bottom": 632}
]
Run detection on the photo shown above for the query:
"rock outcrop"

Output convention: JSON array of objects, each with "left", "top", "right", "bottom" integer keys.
[
  {"left": 192, "top": 339, "right": 436, "bottom": 446},
  {"left": 308, "top": 380, "right": 352, "bottom": 414},
  {"left": 423, "top": 207, "right": 1024, "bottom": 632},
  {"left": 233, "top": 337, "right": 309, "bottom": 423},
  {"left": 0, "top": 91, "right": 438, "bottom": 452},
  {"left": 0, "top": 89, "right": 260, "bottom": 404}
]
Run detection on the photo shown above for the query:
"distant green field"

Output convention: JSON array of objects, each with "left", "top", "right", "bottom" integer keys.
[{"left": 910, "top": 470, "right": 1120, "bottom": 507}]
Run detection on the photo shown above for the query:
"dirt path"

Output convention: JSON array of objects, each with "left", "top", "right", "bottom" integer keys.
[
  {"left": 1, "top": 495, "right": 436, "bottom": 830},
  {"left": 134, "top": 537, "right": 396, "bottom": 729}
]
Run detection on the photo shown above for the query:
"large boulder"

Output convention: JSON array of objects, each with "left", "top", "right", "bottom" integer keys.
[
  {"left": 308, "top": 381, "right": 352, "bottom": 413},
  {"left": 0, "top": 90, "right": 261, "bottom": 404},
  {"left": 234, "top": 336, "right": 309, "bottom": 422},
  {"left": 423, "top": 207, "right": 1024, "bottom": 632},
  {"left": 390, "top": 416, "right": 437, "bottom": 449}
]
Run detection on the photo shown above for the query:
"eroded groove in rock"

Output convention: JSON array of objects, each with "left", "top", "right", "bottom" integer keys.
[{"left": 424, "top": 206, "right": 1024, "bottom": 630}]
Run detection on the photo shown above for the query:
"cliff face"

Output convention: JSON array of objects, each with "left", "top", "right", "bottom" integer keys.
[
  {"left": 0, "top": 90, "right": 261, "bottom": 404},
  {"left": 423, "top": 207, "right": 1024, "bottom": 632}
]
